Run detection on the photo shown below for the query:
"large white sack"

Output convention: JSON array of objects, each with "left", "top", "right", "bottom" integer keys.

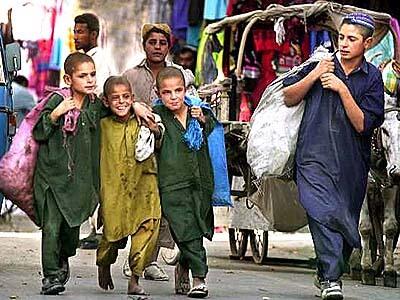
[{"left": 247, "top": 46, "right": 332, "bottom": 179}]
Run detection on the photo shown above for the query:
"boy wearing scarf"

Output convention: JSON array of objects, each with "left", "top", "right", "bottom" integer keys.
[{"left": 153, "top": 66, "right": 214, "bottom": 298}]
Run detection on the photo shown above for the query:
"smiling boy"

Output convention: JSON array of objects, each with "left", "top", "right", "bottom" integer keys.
[
  {"left": 96, "top": 76, "right": 162, "bottom": 296},
  {"left": 282, "top": 13, "right": 384, "bottom": 300}
]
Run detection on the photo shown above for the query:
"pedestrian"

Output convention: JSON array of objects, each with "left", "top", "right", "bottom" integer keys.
[
  {"left": 12, "top": 75, "right": 36, "bottom": 127},
  {"left": 74, "top": 13, "right": 113, "bottom": 96},
  {"left": 73, "top": 12, "right": 114, "bottom": 249},
  {"left": 175, "top": 44, "right": 197, "bottom": 74},
  {"left": 122, "top": 23, "right": 197, "bottom": 281},
  {"left": 282, "top": 13, "right": 384, "bottom": 300},
  {"left": 96, "top": 75, "right": 162, "bottom": 296},
  {"left": 33, "top": 52, "right": 102, "bottom": 295},
  {"left": 153, "top": 66, "right": 215, "bottom": 298}
]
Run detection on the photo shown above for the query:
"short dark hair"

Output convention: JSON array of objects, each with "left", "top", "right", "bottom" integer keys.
[
  {"left": 14, "top": 75, "right": 29, "bottom": 87},
  {"left": 103, "top": 76, "right": 132, "bottom": 97},
  {"left": 142, "top": 28, "right": 171, "bottom": 48},
  {"left": 156, "top": 66, "right": 185, "bottom": 90},
  {"left": 74, "top": 13, "right": 100, "bottom": 36},
  {"left": 64, "top": 52, "right": 94, "bottom": 75}
]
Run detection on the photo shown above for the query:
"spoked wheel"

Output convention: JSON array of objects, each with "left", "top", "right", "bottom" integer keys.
[
  {"left": 249, "top": 229, "right": 269, "bottom": 264},
  {"left": 228, "top": 228, "right": 250, "bottom": 259},
  {"left": 160, "top": 244, "right": 181, "bottom": 265}
]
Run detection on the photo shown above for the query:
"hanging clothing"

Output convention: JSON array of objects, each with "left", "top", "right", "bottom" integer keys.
[
  {"left": 204, "top": 0, "right": 227, "bottom": 20},
  {"left": 282, "top": 56, "right": 384, "bottom": 248},
  {"left": 171, "top": 0, "right": 190, "bottom": 40}
]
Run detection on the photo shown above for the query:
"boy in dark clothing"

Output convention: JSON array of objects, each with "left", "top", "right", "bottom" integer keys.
[
  {"left": 282, "top": 13, "right": 384, "bottom": 300},
  {"left": 153, "top": 66, "right": 215, "bottom": 298},
  {"left": 33, "top": 52, "right": 102, "bottom": 295}
]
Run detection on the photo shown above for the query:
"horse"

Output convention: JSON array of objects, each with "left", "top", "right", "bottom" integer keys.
[{"left": 350, "top": 60, "right": 400, "bottom": 287}]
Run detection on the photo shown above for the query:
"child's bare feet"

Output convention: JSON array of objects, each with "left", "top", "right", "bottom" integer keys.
[
  {"left": 128, "top": 275, "right": 149, "bottom": 295},
  {"left": 98, "top": 265, "right": 114, "bottom": 290}
]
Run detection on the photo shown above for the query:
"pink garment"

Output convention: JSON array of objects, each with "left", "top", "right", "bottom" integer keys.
[
  {"left": 0, "top": 88, "right": 71, "bottom": 224},
  {"left": 63, "top": 108, "right": 81, "bottom": 135}
]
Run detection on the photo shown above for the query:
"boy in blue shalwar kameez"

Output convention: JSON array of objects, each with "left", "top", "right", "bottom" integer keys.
[{"left": 282, "top": 13, "right": 384, "bottom": 300}]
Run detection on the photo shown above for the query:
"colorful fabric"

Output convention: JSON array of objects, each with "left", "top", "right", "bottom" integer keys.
[{"left": 382, "top": 60, "right": 400, "bottom": 96}]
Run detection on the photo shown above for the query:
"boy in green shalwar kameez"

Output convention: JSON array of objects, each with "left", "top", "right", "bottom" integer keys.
[
  {"left": 33, "top": 52, "right": 102, "bottom": 295},
  {"left": 96, "top": 76, "right": 162, "bottom": 296},
  {"left": 153, "top": 67, "right": 215, "bottom": 298}
]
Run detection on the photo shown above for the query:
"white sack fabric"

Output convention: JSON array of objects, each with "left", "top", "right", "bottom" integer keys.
[{"left": 247, "top": 46, "right": 333, "bottom": 179}]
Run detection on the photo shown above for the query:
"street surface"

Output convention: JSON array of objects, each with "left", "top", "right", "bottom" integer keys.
[{"left": 0, "top": 214, "right": 399, "bottom": 299}]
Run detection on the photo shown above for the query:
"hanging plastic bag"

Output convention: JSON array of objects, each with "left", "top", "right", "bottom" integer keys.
[
  {"left": 0, "top": 88, "right": 71, "bottom": 225},
  {"left": 247, "top": 46, "right": 332, "bottom": 180}
]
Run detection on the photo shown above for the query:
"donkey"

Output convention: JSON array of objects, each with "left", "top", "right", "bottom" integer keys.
[{"left": 352, "top": 61, "right": 400, "bottom": 287}]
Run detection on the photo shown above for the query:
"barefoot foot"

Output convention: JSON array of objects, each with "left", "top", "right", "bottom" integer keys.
[
  {"left": 128, "top": 275, "right": 149, "bottom": 295},
  {"left": 98, "top": 265, "right": 114, "bottom": 290}
]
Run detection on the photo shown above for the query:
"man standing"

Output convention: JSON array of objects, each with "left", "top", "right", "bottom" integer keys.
[
  {"left": 73, "top": 13, "right": 113, "bottom": 249},
  {"left": 74, "top": 13, "right": 113, "bottom": 95},
  {"left": 123, "top": 23, "right": 196, "bottom": 281},
  {"left": 282, "top": 13, "right": 384, "bottom": 300}
]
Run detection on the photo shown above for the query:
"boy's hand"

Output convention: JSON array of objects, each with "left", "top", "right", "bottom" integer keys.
[
  {"left": 133, "top": 102, "right": 154, "bottom": 125},
  {"left": 320, "top": 72, "right": 344, "bottom": 93},
  {"left": 50, "top": 97, "right": 75, "bottom": 122},
  {"left": 313, "top": 58, "right": 335, "bottom": 78},
  {"left": 190, "top": 106, "right": 206, "bottom": 123}
]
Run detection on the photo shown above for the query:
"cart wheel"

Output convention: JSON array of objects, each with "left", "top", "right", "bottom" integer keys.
[
  {"left": 228, "top": 228, "right": 250, "bottom": 259},
  {"left": 249, "top": 230, "right": 269, "bottom": 264},
  {"left": 160, "top": 244, "right": 181, "bottom": 266}
]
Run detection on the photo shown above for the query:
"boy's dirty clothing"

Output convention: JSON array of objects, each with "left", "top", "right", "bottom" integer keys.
[
  {"left": 96, "top": 219, "right": 160, "bottom": 276},
  {"left": 41, "top": 188, "right": 79, "bottom": 278},
  {"left": 99, "top": 116, "right": 161, "bottom": 241},
  {"left": 97, "top": 116, "right": 161, "bottom": 273},
  {"left": 33, "top": 93, "right": 103, "bottom": 228},
  {"left": 153, "top": 105, "right": 215, "bottom": 243},
  {"left": 33, "top": 93, "right": 105, "bottom": 281}
]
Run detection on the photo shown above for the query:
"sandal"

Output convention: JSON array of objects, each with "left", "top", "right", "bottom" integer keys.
[
  {"left": 175, "top": 263, "right": 191, "bottom": 295},
  {"left": 187, "top": 283, "right": 208, "bottom": 298}
]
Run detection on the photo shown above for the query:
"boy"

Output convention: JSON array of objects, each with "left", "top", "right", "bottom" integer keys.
[
  {"left": 153, "top": 66, "right": 215, "bottom": 298},
  {"left": 282, "top": 13, "right": 384, "bottom": 300},
  {"left": 33, "top": 52, "right": 102, "bottom": 295},
  {"left": 96, "top": 76, "right": 162, "bottom": 296}
]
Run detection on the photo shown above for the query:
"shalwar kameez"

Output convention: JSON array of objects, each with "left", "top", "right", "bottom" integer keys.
[{"left": 283, "top": 56, "right": 384, "bottom": 280}]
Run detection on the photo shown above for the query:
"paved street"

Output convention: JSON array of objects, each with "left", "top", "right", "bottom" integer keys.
[{"left": 0, "top": 224, "right": 399, "bottom": 300}]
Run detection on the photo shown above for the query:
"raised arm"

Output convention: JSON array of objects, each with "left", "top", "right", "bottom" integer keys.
[{"left": 282, "top": 59, "right": 335, "bottom": 107}]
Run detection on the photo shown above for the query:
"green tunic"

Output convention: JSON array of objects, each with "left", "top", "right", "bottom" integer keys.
[
  {"left": 99, "top": 116, "right": 161, "bottom": 242},
  {"left": 153, "top": 105, "right": 215, "bottom": 242},
  {"left": 33, "top": 93, "right": 104, "bottom": 227}
]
